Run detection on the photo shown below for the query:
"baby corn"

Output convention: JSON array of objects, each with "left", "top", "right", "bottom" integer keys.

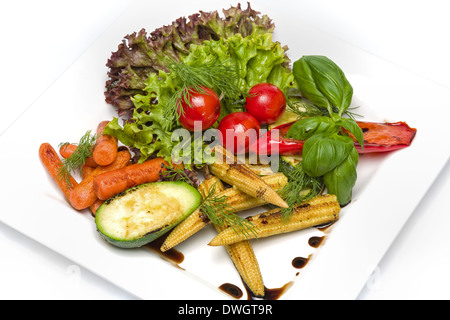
[
  {"left": 160, "top": 177, "right": 225, "bottom": 252},
  {"left": 218, "top": 227, "right": 265, "bottom": 297},
  {"left": 209, "top": 194, "right": 340, "bottom": 246},
  {"left": 160, "top": 173, "right": 288, "bottom": 252},
  {"left": 209, "top": 146, "right": 288, "bottom": 208},
  {"left": 199, "top": 177, "right": 265, "bottom": 297}
]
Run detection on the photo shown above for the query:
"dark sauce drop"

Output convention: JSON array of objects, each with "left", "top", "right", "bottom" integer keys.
[
  {"left": 292, "top": 255, "right": 310, "bottom": 269},
  {"left": 308, "top": 236, "right": 325, "bottom": 248},
  {"left": 145, "top": 233, "right": 184, "bottom": 265},
  {"left": 263, "top": 282, "right": 293, "bottom": 300},
  {"left": 220, "top": 281, "right": 293, "bottom": 300},
  {"left": 316, "top": 221, "right": 336, "bottom": 232},
  {"left": 219, "top": 283, "right": 243, "bottom": 299}
]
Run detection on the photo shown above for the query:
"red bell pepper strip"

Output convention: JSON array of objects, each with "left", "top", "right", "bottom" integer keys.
[
  {"left": 349, "top": 121, "right": 417, "bottom": 153},
  {"left": 248, "top": 121, "right": 416, "bottom": 156}
]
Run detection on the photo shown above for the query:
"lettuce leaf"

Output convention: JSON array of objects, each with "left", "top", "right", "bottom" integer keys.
[
  {"left": 106, "top": 28, "right": 296, "bottom": 164},
  {"left": 105, "top": 3, "right": 275, "bottom": 111}
]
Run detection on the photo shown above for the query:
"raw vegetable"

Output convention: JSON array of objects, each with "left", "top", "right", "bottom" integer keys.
[
  {"left": 105, "top": 3, "right": 276, "bottom": 111},
  {"left": 177, "top": 86, "right": 221, "bottom": 131},
  {"left": 104, "top": 30, "right": 295, "bottom": 164},
  {"left": 93, "top": 157, "right": 169, "bottom": 200},
  {"left": 248, "top": 129, "right": 304, "bottom": 156},
  {"left": 245, "top": 83, "right": 286, "bottom": 124},
  {"left": 288, "top": 55, "right": 364, "bottom": 205},
  {"left": 95, "top": 181, "right": 202, "bottom": 248},
  {"left": 218, "top": 112, "right": 261, "bottom": 154}
]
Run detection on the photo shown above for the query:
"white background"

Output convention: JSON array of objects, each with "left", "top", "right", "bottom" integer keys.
[{"left": 1, "top": 0, "right": 449, "bottom": 299}]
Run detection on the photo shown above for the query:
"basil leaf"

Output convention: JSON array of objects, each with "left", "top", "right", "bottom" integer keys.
[
  {"left": 286, "top": 116, "right": 338, "bottom": 140},
  {"left": 340, "top": 117, "right": 365, "bottom": 149},
  {"left": 302, "top": 133, "right": 354, "bottom": 177},
  {"left": 323, "top": 147, "right": 358, "bottom": 206},
  {"left": 293, "top": 55, "right": 353, "bottom": 116}
]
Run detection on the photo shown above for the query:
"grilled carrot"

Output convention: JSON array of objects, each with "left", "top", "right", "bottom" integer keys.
[
  {"left": 209, "top": 194, "right": 340, "bottom": 246},
  {"left": 59, "top": 143, "right": 97, "bottom": 167},
  {"left": 92, "top": 121, "right": 118, "bottom": 166},
  {"left": 89, "top": 199, "right": 104, "bottom": 216},
  {"left": 81, "top": 165, "right": 96, "bottom": 179},
  {"left": 69, "top": 149, "right": 131, "bottom": 210},
  {"left": 93, "top": 157, "right": 169, "bottom": 201},
  {"left": 39, "top": 143, "right": 78, "bottom": 200}
]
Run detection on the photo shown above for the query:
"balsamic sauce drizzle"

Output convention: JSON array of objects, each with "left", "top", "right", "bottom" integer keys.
[{"left": 142, "top": 221, "right": 332, "bottom": 300}]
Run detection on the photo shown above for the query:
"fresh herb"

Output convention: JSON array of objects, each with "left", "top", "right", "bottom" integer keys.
[
  {"left": 58, "top": 131, "right": 97, "bottom": 187},
  {"left": 288, "top": 55, "right": 364, "bottom": 205},
  {"left": 301, "top": 132, "right": 355, "bottom": 177},
  {"left": 105, "top": 31, "right": 294, "bottom": 164},
  {"left": 287, "top": 96, "right": 362, "bottom": 120},
  {"left": 293, "top": 55, "right": 354, "bottom": 117},
  {"left": 280, "top": 162, "right": 324, "bottom": 221},
  {"left": 200, "top": 181, "right": 258, "bottom": 239},
  {"left": 163, "top": 60, "right": 243, "bottom": 131},
  {"left": 323, "top": 147, "right": 358, "bottom": 206},
  {"left": 160, "top": 164, "right": 200, "bottom": 188}
]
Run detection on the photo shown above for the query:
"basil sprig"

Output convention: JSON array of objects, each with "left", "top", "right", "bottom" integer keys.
[{"left": 287, "top": 55, "right": 364, "bottom": 206}]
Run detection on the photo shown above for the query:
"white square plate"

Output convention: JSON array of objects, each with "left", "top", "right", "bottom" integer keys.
[{"left": 1, "top": 0, "right": 449, "bottom": 300}]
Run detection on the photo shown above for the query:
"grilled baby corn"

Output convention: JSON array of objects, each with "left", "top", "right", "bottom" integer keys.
[
  {"left": 199, "top": 177, "right": 265, "bottom": 298},
  {"left": 209, "top": 145, "right": 288, "bottom": 208},
  {"left": 160, "top": 172, "right": 288, "bottom": 252},
  {"left": 209, "top": 194, "right": 340, "bottom": 246}
]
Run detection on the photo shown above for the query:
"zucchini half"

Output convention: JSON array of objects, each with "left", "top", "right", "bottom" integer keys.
[{"left": 95, "top": 181, "right": 202, "bottom": 249}]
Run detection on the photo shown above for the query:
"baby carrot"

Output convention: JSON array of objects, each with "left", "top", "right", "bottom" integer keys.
[
  {"left": 92, "top": 121, "right": 118, "bottom": 166},
  {"left": 39, "top": 143, "right": 78, "bottom": 200},
  {"left": 59, "top": 143, "right": 97, "bottom": 167},
  {"left": 93, "top": 157, "right": 169, "bottom": 200},
  {"left": 81, "top": 165, "right": 95, "bottom": 179},
  {"left": 89, "top": 199, "right": 104, "bottom": 216},
  {"left": 69, "top": 149, "right": 131, "bottom": 210}
]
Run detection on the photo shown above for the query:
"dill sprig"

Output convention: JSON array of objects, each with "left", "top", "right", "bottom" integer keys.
[
  {"left": 287, "top": 97, "right": 362, "bottom": 120},
  {"left": 287, "top": 98, "right": 329, "bottom": 118},
  {"left": 58, "top": 130, "right": 97, "bottom": 187},
  {"left": 160, "top": 163, "right": 199, "bottom": 187},
  {"left": 280, "top": 162, "right": 324, "bottom": 222},
  {"left": 200, "top": 181, "right": 258, "bottom": 239},
  {"left": 163, "top": 60, "right": 244, "bottom": 130}
]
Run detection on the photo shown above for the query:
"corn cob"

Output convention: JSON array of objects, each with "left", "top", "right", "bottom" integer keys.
[
  {"left": 198, "top": 177, "right": 265, "bottom": 297},
  {"left": 219, "top": 229, "right": 265, "bottom": 297},
  {"left": 160, "top": 172, "right": 288, "bottom": 252},
  {"left": 160, "top": 177, "right": 225, "bottom": 252},
  {"left": 197, "top": 176, "right": 226, "bottom": 198},
  {"left": 210, "top": 145, "right": 289, "bottom": 208},
  {"left": 209, "top": 194, "right": 340, "bottom": 246}
]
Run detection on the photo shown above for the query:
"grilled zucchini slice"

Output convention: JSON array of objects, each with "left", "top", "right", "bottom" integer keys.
[{"left": 95, "top": 181, "right": 202, "bottom": 248}]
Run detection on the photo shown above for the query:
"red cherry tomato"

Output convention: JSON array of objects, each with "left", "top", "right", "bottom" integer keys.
[
  {"left": 177, "top": 86, "right": 221, "bottom": 131},
  {"left": 245, "top": 83, "right": 286, "bottom": 125},
  {"left": 218, "top": 112, "right": 261, "bottom": 154}
]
